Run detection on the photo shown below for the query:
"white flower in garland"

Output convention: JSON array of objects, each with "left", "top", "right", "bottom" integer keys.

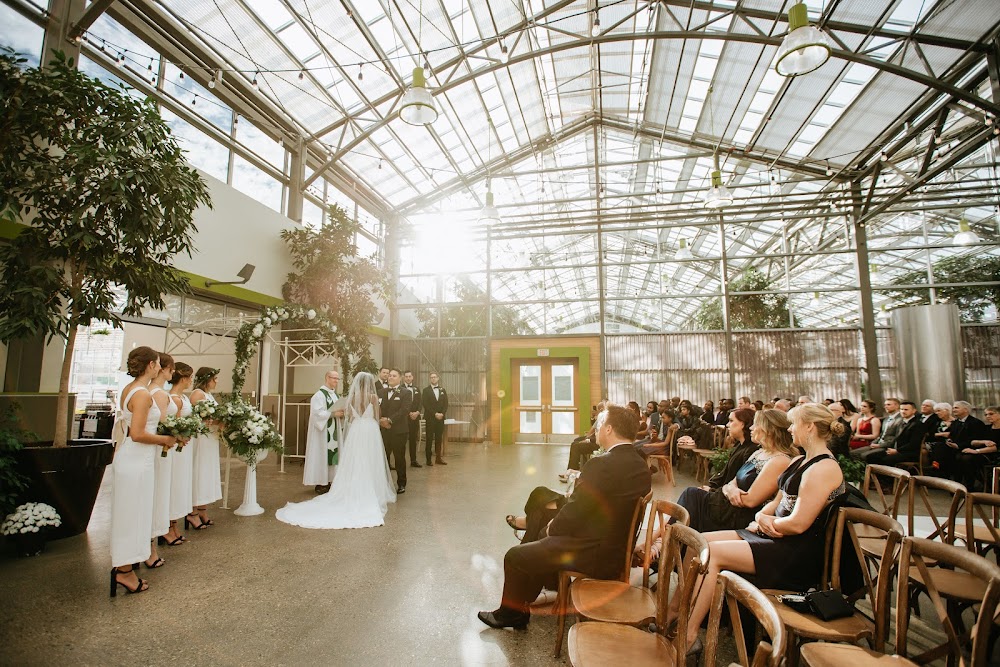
[
  {"left": 306, "top": 309, "right": 316, "bottom": 320},
  {"left": 251, "top": 324, "right": 263, "bottom": 338}
]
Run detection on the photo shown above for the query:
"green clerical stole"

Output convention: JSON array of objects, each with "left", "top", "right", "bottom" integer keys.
[{"left": 320, "top": 388, "right": 339, "bottom": 466}]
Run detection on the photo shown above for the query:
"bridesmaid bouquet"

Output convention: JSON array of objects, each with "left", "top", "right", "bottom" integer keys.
[
  {"left": 156, "top": 415, "right": 209, "bottom": 457},
  {"left": 191, "top": 399, "right": 218, "bottom": 422}
]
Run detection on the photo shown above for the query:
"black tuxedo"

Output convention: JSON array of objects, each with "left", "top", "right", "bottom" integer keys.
[
  {"left": 379, "top": 385, "right": 411, "bottom": 487},
  {"left": 713, "top": 409, "right": 731, "bottom": 426},
  {"left": 499, "top": 444, "right": 651, "bottom": 614},
  {"left": 869, "top": 417, "right": 923, "bottom": 465},
  {"left": 402, "top": 384, "right": 422, "bottom": 464},
  {"left": 422, "top": 384, "right": 449, "bottom": 463},
  {"left": 919, "top": 412, "right": 942, "bottom": 437}
]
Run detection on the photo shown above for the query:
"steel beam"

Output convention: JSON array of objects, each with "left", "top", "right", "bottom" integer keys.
[
  {"left": 67, "top": 0, "right": 114, "bottom": 40},
  {"left": 851, "top": 179, "right": 883, "bottom": 405}
]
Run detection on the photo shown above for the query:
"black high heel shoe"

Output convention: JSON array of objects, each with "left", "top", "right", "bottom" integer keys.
[
  {"left": 157, "top": 535, "right": 186, "bottom": 546},
  {"left": 184, "top": 514, "right": 208, "bottom": 530},
  {"left": 110, "top": 568, "right": 148, "bottom": 597}
]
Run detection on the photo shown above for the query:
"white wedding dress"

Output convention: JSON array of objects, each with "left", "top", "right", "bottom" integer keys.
[{"left": 276, "top": 397, "right": 396, "bottom": 530}]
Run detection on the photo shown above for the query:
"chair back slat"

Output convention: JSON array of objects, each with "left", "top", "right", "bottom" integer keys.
[
  {"left": 640, "top": 499, "right": 690, "bottom": 588},
  {"left": 895, "top": 536, "right": 1000, "bottom": 666},
  {"left": 657, "top": 523, "right": 709, "bottom": 662},
  {"left": 965, "top": 492, "right": 1000, "bottom": 552},
  {"left": 861, "top": 464, "right": 910, "bottom": 518},
  {"left": 621, "top": 491, "right": 654, "bottom": 581},
  {"left": 703, "top": 571, "right": 785, "bottom": 667},
  {"left": 907, "top": 476, "right": 966, "bottom": 542}
]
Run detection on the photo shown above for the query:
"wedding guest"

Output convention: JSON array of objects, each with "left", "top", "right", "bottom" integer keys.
[
  {"left": 827, "top": 401, "right": 852, "bottom": 458},
  {"left": 147, "top": 352, "right": 178, "bottom": 563},
  {"left": 737, "top": 396, "right": 753, "bottom": 411},
  {"left": 403, "top": 370, "right": 423, "bottom": 468},
  {"left": 675, "top": 409, "right": 793, "bottom": 532},
  {"left": 774, "top": 399, "right": 791, "bottom": 412},
  {"left": 167, "top": 363, "right": 195, "bottom": 543},
  {"left": 189, "top": 367, "right": 222, "bottom": 529},
  {"left": 928, "top": 402, "right": 957, "bottom": 475},
  {"left": 956, "top": 405, "right": 999, "bottom": 490},
  {"left": 376, "top": 366, "right": 391, "bottom": 393},
  {"left": 422, "top": 372, "right": 448, "bottom": 466},
  {"left": 110, "top": 346, "right": 177, "bottom": 596},
  {"left": 644, "top": 401, "right": 661, "bottom": 439},
  {"left": 753, "top": 400, "right": 764, "bottom": 412},
  {"left": 839, "top": 398, "right": 860, "bottom": 430},
  {"left": 946, "top": 401, "right": 987, "bottom": 482},
  {"left": 714, "top": 399, "right": 733, "bottom": 426},
  {"left": 797, "top": 395, "right": 813, "bottom": 406},
  {"left": 478, "top": 405, "right": 651, "bottom": 629},
  {"left": 636, "top": 405, "right": 675, "bottom": 458},
  {"left": 865, "top": 401, "right": 923, "bottom": 466},
  {"left": 701, "top": 400, "right": 716, "bottom": 425},
  {"left": 304, "top": 370, "right": 344, "bottom": 493},
  {"left": 559, "top": 402, "right": 606, "bottom": 480},
  {"left": 849, "top": 400, "right": 880, "bottom": 450},
  {"left": 917, "top": 399, "right": 941, "bottom": 436},
  {"left": 853, "top": 398, "right": 902, "bottom": 461},
  {"left": 674, "top": 403, "right": 846, "bottom": 655}
]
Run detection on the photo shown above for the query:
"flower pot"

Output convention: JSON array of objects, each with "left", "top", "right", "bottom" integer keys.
[
  {"left": 14, "top": 439, "right": 115, "bottom": 539},
  {"left": 233, "top": 449, "right": 268, "bottom": 517},
  {"left": 9, "top": 530, "right": 47, "bottom": 557}
]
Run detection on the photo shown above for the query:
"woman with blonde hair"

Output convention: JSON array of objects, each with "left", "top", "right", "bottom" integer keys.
[{"left": 672, "top": 403, "right": 846, "bottom": 656}]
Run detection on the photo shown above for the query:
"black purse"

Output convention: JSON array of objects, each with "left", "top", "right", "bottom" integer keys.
[{"left": 778, "top": 590, "right": 854, "bottom": 621}]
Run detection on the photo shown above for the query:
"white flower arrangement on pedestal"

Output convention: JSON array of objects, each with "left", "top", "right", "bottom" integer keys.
[
  {"left": 1, "top": 502, "right": 61, "bottom": 535},
  {"left": 216, "top": 399, "right": 284, "bottom": 468}
]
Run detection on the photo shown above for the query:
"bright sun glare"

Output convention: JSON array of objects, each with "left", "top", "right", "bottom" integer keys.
[{"left": 409, "top": 212, "right": 480, "bottom": 275}]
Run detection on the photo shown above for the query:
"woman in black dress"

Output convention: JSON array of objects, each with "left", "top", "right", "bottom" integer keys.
[
  {"left": 675, "top": 403, "right": 846, "bottom": 655},
  {"left": 675, "top": 409, "right": 795, "bottom": 533}
]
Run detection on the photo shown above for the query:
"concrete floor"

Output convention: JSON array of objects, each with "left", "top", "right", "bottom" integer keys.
[{"left": 0, "top": 443, "right": 687, "bottom": 667}]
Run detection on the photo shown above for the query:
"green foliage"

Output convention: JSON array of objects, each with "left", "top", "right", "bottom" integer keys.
[
  {"left": 0, "top": 50, "right": 212, "bottom": 343},
  {"left": 837, "top": 454, "right": 866, "bottom": 485},
  {"left": 710, "top": 446, "right": 732, "bottom": 474},
  {"left": 883, "top": 253, "right": 1000, "bottom": 323},
  {"left": 694, "top": 267, "right": 794, "bottom": 330},
  {"left": 0, "top": 404, "right": 33, "bottom": 518},
  {"left": 280, "top": 205, "right": 388, "bottom": 373},
  {"left": 415, "top": 281, "right": 531, "bottom": 337}
]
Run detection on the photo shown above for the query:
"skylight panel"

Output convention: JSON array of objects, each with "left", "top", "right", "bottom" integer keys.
[
  {"left": 250, "top": 0, "right": 294, "bottom": 30},
  {"left": 693, "top": 54, "right": 719, "bottom": 80},
  {"left": 279, "top": 23, "right": 320, "bottom": 63}
]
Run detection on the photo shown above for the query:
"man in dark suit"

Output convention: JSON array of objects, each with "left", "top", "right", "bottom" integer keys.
[
  {"left": 478, "top": 404, "right": 652, "bottom": 629},
  {"left": 422, "top": 372, "right": 448, "bottom": 466},
  {"left": 379, "top": 368, "right": 411, "bottom": 494},
  {"left": 868, "top": 401, "right": 922, "bottom": 465},
  {"left": 376, "top": 366, "right": 391, "bottom": 394},
  {"left": 918, "top": 399, "right": 942, "bottom": 436},
  {"left": 402, "top": 370, "right": 423, "bottom": 469},
  {"left": 714, "top": 398, "right": 733, "bottom": 426}
]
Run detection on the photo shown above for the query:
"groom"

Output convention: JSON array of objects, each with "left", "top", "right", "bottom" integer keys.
[
  {"left": 304, "top": 370, "right": 344, "bottom": 493},
  {"left": 379, "top": 368, "right": 411, "bottom": 494}
]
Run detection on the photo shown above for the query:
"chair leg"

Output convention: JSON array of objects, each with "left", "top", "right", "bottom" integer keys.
[{"left": 553, "top": 572, "right": 569, "bottom": 658}]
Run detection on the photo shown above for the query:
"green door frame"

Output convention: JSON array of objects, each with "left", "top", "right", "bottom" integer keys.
[{"left": 498, "top": 346, "right": 591, "bottom": 445}]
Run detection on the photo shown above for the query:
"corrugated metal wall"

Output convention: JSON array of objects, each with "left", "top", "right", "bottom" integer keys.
[{"left": 385, "top": 338, "right": 488, "bottom": 441}]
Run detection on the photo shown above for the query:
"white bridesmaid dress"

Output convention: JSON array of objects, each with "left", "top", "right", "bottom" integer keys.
[
  {"left": 169, "top": 394, "right": 194, "bottom": 520},
  {"left": 192, "top": 392, "right": 222, "bottom": 506},
  {"left": 110, "top": 386, "right": 159, "bottom": 568},
  {"left": 150, "top": 387, "right": 176, "bottom": 538}
]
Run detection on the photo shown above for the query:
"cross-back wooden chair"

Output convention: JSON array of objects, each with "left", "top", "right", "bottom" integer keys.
[
  {"left": 566, "top": 523, "right": 710, "bottom": 667},
  {"left": 553, "top": 491, "right": 653, "bottom": 657},
  {"left": 857, "top": 465, "right": 910, "bottom": 561},
  {"left": 906, "top": 476, "right": 966, "bottom": 544},
  {"left": 704, "top": 571, "right": 787, "bottom": 667},
  {"left": 765, "top": 508, "right": 903, "bottom": 667},
  {"left": 694, "top": 425, "right": 728, "bottom": 482},
  {"left": 953, "top": 492, "right": 1000, "bottom": 559},
  {"left": 647, "top": 424, "right": 679, "bottom": 484}
]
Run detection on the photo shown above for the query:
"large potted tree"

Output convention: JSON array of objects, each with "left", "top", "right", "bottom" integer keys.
[{"left": 0, "top": 50, "right": 211, "bottom": 537}]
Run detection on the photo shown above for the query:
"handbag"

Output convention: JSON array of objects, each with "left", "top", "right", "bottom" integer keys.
[{"left": 777, "top": 590, "right": 855, "bottom": 621}]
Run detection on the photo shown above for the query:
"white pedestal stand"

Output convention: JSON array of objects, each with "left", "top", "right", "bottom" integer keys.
[{"left": 233, "top": 450, "right": 267, "bottom": 516}]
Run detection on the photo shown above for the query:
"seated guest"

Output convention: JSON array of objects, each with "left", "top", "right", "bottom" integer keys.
[
  {"left": 737, "top": 396, "right": 754, "bottom": 411},
  {"left": 753, "top": 400, "right": 764, "bottom": 412},
  {"left": 827, "top": 401, "right": 852, "bottom": 458},
  {"left": 636, "top": 406, "right": 675, "bottom": 458},
  {"left": 701, "top": 401, "right": 716, "bottom": 425},
  {"left": 774, "top": 399, "right": 791, "bottom": 412},
  {"left": 928, "top": 402, "right": 958, "bottom": 475},
  {"left": 643, "top": 401, "right": 661, "bottom": 439},
  {"left": 628, "top": 401, "right": 646, "bottom": 436},
  {"left": 676, "top": 401, "right": 712, "bottom": 450},
  {"left": 558, "top": 401, "right": 605, "bottom": 481},
  {"left": 865, "top": 401, "right": 922, "bottom": 465},
  {"left": 478, "top": 405, "right": 651, "bottom": 629},
  {"left": 714, "top": 399, "right": 733, "bottom": 426},
  {"left": 852, "top": 397, "right": 904, "bottom": 460},
  {"left": 674, "top": 409, "right": 793, "bottom": 533},
  {"left": 918, "top": 399, "right": 941, "bottom": 435},
  {"left": 956, "top": 405, "right": 999, "bottom": 491},
  {"left": 673, "top": 403, "right": 846, "bottom": 655},
  {"left": 839, "top": 398, "right": 860, "bottom": 430},
  {"left": 849, "top": 400, "right": 881, "bottom": 450}
]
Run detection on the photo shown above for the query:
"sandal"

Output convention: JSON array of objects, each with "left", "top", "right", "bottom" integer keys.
[
  {"left": 185, "top": 513, "right": 208, "bottom": 530},
  {"left": 505, "top": 515, "right": 525, "bottom": 532},
  {"left": 110, "top": 568, "right": 149, "bottom": 597},
  {"left": 143, "top": 557, "right": 165, "bottom": 569}
]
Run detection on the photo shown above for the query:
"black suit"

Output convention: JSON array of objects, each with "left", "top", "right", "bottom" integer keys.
[
  {"left": 713, "top": 409, "right": 731, "bottom": 426},
  {"left": 919, "top": 413, "right": 942, "bottom": 437},
  {"left": 379, "top": 385, "right": 411, "bottom": 488},
  {"left": 869, "top": 417, "right": 923, "bottom": 465},
  {"left": 403, "top": 384, "right": 422, "bottom": 464},
  {"left": 499, "top": 444, "right": 651, "bottom": 614},
  {"left": 422, "top": 385, "right": 449, "bottom": 463}
]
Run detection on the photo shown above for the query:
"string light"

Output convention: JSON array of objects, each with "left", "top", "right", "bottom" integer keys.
[
  {"left": 298, "top": 70, "right": 305, "bottom": 80},
  {"left": 252, "top": 71, "right": 259, "bottom": 90},
  {"left": 358, "top": 64, "right": 363, "bottom": 81}
]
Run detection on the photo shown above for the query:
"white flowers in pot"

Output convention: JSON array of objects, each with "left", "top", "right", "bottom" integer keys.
[{"left": 2, "top": 502, "right": 62, "bottom": 535}]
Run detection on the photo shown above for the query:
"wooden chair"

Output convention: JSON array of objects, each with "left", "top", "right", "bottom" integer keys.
[
  {"left": 559, "top": 500, "right": 690, "bottom": 648},
  {"left": 954, "top": 492, "right": 1000, "bottom": 558},
  {"left": 648, "top": 424, "right": 679, "bottom": 484},
  {"left": 566, "top": 523, "right": 710, "bottom": 667},
  {"left": 906, "top": 476, "right": 966, "bottom": 544},
  {"left": 765, "top": 508, "right": 903, "bottom": 666},
  {"left": 676, "top": 427, "right": 699, "bottom": 474},
  {"left": 553, "top": 491, "right": 653, "bottom": 657},
  {"left": 802, "top": 537, "right": 1000, "bottom": 667},
  {"left": 694, "top": 425, "right": 728, "bottom": 483},
  {"left": 704, "top": 571, "right": 787, "bottom": 667},
  {"left": 856, "top": 465, "right": 910, "bottom": 561}
]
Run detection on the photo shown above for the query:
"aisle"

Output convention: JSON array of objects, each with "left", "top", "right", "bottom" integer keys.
[{"left": 0, "top": 443, "right": 681, "bottom": 666}]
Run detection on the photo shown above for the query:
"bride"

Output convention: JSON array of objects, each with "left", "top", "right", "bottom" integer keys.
[{"left": 276, "top": 372, "right": 396, "bottom": 529}]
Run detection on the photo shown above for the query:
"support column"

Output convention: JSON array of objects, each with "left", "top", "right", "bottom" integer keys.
[
  {"left": 851, "top": 179, "right": 884, "bottom": 405},
  {"left": 42, "top": 0, "right": 84, "bottom": 65},
  {"left": 385, "top": 214, "right": 400, "bottom": 340},
  {"left": 286, "top": 137, "right": 305, "bottom": 223},
  {"left": 717, "top": 214, "right": 736, "bottom": 401}
]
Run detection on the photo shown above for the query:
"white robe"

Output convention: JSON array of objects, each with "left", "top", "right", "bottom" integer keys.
[{"left": 303, "top": 386, "right": 341, "bottom": 486}]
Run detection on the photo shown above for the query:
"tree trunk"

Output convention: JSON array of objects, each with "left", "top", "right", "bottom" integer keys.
[{"left": 53, "top": 321, "right": 78, "bottom": 448}]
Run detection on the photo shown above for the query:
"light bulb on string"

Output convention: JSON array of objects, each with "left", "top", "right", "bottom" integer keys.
[
  {"left": 591, "top": 12, "right": 601, "bottom": 37},
  {"left": 500, "top": 43, "right": 509, "bottom": 63},
  {"left": 116, "top": 52, "right": 125, "bottom": 67},
  {"left": 252, "top": 72, "right": 259, "bottom": 90},
  {"left": 298, "top": 70, "right": 305, "bottom": 80},
  {"left": 358, "top": 64, "right": 363, "bottom": 81},
  {"left": 191, "top": 97, "right": 196, "bottom": 106}
]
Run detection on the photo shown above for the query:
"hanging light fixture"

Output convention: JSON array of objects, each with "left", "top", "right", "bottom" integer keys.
[
  {"left": 954, "top": 217, "right": 980, "bottom": 245},
  {"left": 399, "top": 66, "right": 437, "bottom": 126},
  {"left": 810, "top": 291, "right": 821, "bottom": 307},
  {"left": 591, "top": 9, "right": 602, "bottom": 37},
  {"left": 479, "top": 186, "right": 501, "bottom": 224},
  {"left": 674, "top": 238, "right": 693, "bottom": 260},
  {"left": 704, "top": 154, "right": 733, "bottom": 209},
  {"left": 774, "top": 1, "right": 832, "bottom": 77}
]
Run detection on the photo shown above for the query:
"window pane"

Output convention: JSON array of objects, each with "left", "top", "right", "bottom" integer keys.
[
  {"left": 183, "top": 297, "right": 226, "bottom": 324},
  {"left": 519, "top": 411, "right": 541, "bottom": 433},
  {"left": 552, "top": 364, "right": 574, "bottom": 406},
  {"left": 161, "top": 108, "right": 231, "bottom": 182},
  {"left": 0, "top": 6, "right": 45, "bottom": 66},
  {"left": 552, "top": 412, "right": 575, "bottom": 435},
  {"left": 232, "top": 155, "right": 283, "bottom": 213},
  {"left": 163, "top": 62, "right": 233, "bottom": 132},
  {"left": 236, "top": 116, "right": 286, "bottom": 171},
  {"left": 519, "top": 365, "right": 541, "bottom": 404}
]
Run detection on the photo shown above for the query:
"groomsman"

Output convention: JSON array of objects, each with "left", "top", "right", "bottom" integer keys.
[
  {"left": 379, "top": 368, "right": 411, "bottom": 494},
  {"left": 403, "top": 370, "right": 423, "bottom": 468},
  {"left": 303, "top": 370, "right": 344, "bottom": 493},
  {"left": 377, "top": 366, "right": 391, "bottom": 394},
  {"left": 422, "top": 372, "right": 449, "bottom": 466}
]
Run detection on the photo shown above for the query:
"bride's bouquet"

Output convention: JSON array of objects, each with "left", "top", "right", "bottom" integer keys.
[{"left": 156, "top": 414, "right": 209, "bottom": 457}]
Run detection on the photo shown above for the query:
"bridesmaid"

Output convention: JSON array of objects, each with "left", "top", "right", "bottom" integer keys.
[
  {"left": 110, "top": 346, "right": 176, "bottom": 596},
  {"left": 149, "top": 352, "right": 178, "bottom": 559},
  {"left": 189, "top": 367, "right": 222, "bottom": 528},
  {"left": 167, "top": 362, "right": 195, "bottom": 542}
]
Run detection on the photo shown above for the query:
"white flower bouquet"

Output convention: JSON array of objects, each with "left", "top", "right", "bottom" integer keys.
[
  {"left": 218, "top": 399, "right": 283, "bottom": 468},
  {"left": 191, "top": 399, "right": 218, "bottom": 422},
  {"left": 2, "top": 502, "right": 61, "bottom": 536},
  {"left": 156, "top": 414, "right": 208, "bottom": 456}
]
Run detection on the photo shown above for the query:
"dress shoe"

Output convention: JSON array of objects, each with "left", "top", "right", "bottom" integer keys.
[
  {"left": 396, "top": 485, "right": 406, "bottom": 494},
  {"left": 426, "top": 460, "right": 433, "bottom": 466},
  {"left": 411, "top": 461, "right": 423, "bottom": 468},
  {"left": 435, "top": 458, "right": 448, "bottom": 465},
  {"left": 477, "top": 609, "right": 529, "bottom": 630}
]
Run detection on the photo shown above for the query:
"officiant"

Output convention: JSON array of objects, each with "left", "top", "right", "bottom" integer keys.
[{"left": 304, "top": 370, "right": 345, "bottom": 493}]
